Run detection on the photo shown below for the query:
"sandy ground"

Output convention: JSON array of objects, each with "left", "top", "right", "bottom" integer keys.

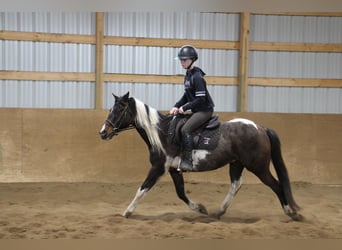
[{"left": 0, "top": 180, "right": 341, "bottom": 239}]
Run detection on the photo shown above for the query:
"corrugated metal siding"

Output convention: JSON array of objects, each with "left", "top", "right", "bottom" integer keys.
[
  {"left": 249, "top": 14, "right": 342, "bottom": 113},
  {"left": 1, "top": 12, "right": 95, "bottom": 34},
  {"left": 103, "top": 12, "right": 240, "bottom": 111},
  {"left": 1, "top": 41, "right": 94, "bottom": 72},
  {"left": 249, "top": 86, "right": 342, "bottom": 113},
  {"left": 105, "top": 46, "right": 238, "bottom": 76},
  {"left": 1, "top": 12, "right": 341, "bottom": 113},
  {"left": 105, "top": 12, "right": 240, "bottom": 40},
  {"left": 249, "top": 51, "right": 342, "bottom": 79},
  {"left": 1, "top": 80, "right": 94, "bottom": 108},
  {"left": 0, "top": 12, "right": 95, "bottom": 108},
  {"left": 104, "top": 82, "right": 237, "bottom": 112},
  {"left": 251, "top": 15, "right": 342, "bottom": 43}
]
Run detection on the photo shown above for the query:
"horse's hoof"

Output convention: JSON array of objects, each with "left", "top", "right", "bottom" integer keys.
[
  {"left": 289, "top": 213, "right": 304, "bottom": 222},
  {"left": 212, "top": 211, "right": 223, "bottom": 220},
  {"left": 123, "top": 211, "right": 132, "bottom": 218},
  {"left": 197, "top": 203, "right": 208, "bottom": 215}
]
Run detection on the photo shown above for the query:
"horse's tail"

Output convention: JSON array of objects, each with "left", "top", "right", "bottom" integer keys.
[{"left": 265, "top": 128, "right": 300, "bottom": 212}]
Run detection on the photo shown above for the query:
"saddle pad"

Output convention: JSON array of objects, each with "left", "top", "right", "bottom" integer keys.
[{"left": 193, "top": 125, "right": 221, "bottom": 150}]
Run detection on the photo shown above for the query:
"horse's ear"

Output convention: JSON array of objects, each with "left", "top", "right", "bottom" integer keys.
[
  {"left": 112, "top": 93, "right": 119, "bottom": 101},
  {"left": 123, "top": 91, "right": 130, "bottom": 102}
]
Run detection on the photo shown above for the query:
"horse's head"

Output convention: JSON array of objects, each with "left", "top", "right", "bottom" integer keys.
[{"left": 99, "top": 92, "right": 135, "bottom": 140}]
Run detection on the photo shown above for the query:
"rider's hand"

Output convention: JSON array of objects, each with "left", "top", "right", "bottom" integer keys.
[
  {"left": 178, "top": 106, "right": 185, "bottom": 114},
  {"left": 169, "top": 107, "right": 179, "bottom": 115}
]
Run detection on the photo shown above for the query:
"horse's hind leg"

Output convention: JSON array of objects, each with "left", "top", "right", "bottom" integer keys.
[
  {"left": 254, "top": 167, "right": 302, "bottom": 220},
  {"left": 123, "top": 164, "right": 165, "bottom": 218},
  {"left": 169, "top": 167, "right": 208, "bottom": 215},
  {"left": 214, "top": 161, "right": 244, "bottom": 220}
]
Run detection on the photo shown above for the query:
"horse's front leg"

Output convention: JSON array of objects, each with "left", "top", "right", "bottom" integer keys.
[
  {"left": 123, "top": 164, "right": 165, "bottom": 218},
  {"left": 169, "top": 167, "right": 208, "bottom": 215}
]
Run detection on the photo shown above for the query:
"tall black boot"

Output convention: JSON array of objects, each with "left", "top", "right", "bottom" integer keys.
[{"left": 179, "top": 134, "right": 193, "bottom": 171}]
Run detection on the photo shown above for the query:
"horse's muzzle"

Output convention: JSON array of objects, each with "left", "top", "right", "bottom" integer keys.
[{"left": 99, "top": 129, "right": 118, "bottom": 140}]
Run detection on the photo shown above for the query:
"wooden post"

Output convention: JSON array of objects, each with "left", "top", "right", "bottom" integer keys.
[
  {"left": 237, "top": 12, "right": 250, "bottom": 112},
  {"left": 95, "top": 12, "right": 104, "bottom": 110}
]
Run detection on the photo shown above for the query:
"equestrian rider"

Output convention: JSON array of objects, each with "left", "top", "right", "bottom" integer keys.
[{"left": 169, "top": 45, "right": 215, "bottom": 171}]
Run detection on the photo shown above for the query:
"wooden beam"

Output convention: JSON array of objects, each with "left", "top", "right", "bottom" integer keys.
[
  {"left": 103, "top": 73, "right": 237, "bottom": 85},
  {"left": 104, "top": 36, "right": 239, "bottom": 50},
  {"left": 250, "top": 12, "right": 342, "bottom": 17},
  {"left": 237, "top": 12, "right": 250, "bottom": 112},
  {"left": 0, "top": 30, "right": 95, "bottom": 44},
  {"left": 95, "top": 12, "right": 104, "bottom": 110},
  {"left": 0, "top": 71, "right": 94, "bottom": 81},
  {"left": 1, "top": 71, "right": 340, "bottom": 88},
  {"left": 249, "top": 78, "right": 342, "bottom": 88},
  {"left": 250, "top": 42, "right": 342, "bottom": 53}
]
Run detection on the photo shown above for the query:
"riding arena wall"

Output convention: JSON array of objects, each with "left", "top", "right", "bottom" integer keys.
[
  {"left": 0, "top": 108, "right": 341, "bottom": 185},
  {"left": 0, "top": 12, "right": 341, "bottom": 185}
]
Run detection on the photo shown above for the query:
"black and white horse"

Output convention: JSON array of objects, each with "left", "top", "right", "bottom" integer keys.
[{"left": 99, "top": 92, "right": 302, "bottom": 221}]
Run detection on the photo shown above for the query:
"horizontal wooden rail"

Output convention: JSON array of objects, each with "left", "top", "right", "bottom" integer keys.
[
  {"left": 2, "top": 31, "right": 342, "bottom": 53},
  {"left": 250, "top": 42, "right": 342, "bottom": 53},
  {"left": 0, "top": 71, "right": 95, "bottom": 81},
  {"left": 250, "top": 12, "right": 342, "bottom": 17},
  {"left": 1, "top": 70, "right": 341, "bottom": 88},
  {"left": 0, "top": 30, "right": 95, "bottom": 44},
  {"left": 250, "top": 78, "right": 342, "bottom": 88},
  {"left": 104, "top": 73, "right": 237, "bottom": 85},
  {"left": 104, "top": 36, "right": 239, "bottom": 50}
]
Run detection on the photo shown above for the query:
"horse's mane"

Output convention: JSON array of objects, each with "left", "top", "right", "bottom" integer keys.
[{"left": 133, "top": 98, "right": 166, "bottom": 154}]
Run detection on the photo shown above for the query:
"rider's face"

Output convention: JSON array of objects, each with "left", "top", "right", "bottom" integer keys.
[{"left": 180, "top": 59, "right": 193, "bottom": 69}]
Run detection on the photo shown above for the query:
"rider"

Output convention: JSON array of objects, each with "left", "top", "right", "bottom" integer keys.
[{"left": 169, "top": 45, "right": 215, "bottom": 171}]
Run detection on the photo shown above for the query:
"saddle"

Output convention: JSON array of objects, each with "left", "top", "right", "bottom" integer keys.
[{"left": 168, "top": 114, "right": 221, "bottom": 150}]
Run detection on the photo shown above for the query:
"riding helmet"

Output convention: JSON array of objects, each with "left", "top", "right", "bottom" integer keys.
[{"left": 177, "top": 45, "right": 198, "bottom": 61}]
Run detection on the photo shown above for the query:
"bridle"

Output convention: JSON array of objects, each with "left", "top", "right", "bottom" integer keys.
[{"left": 105, "top": 104, "right": 135, "bottom": 137}]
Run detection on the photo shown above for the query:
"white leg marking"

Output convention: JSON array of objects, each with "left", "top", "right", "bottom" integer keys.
[
  {"left": 123, "top": 187, "right": 148, "bottom": 217},
  {"left": 283, "top": 204, "right": 294, "bottom": 215},
  {"left": 219, "top": 177, "right": 242, "bottom": 214},
  {"left": 228, "top": 118, "right": 258, "bottom": 129}
]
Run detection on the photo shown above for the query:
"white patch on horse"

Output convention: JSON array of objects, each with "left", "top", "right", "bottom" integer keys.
[
  {"left": 100, "top": 124, "right": 106, "bottom": 133},
  {"left": 165, "top": 155, "right": 180, "bottom": 169},
  {"left": 229, "top": 118, "right": 258, "bottom": 129},
  {"left": 134, "top": 98, "right": 165, "bottom": 154},
  {"left": 192, "top": 150, "right": 210, "bottom": 166}
]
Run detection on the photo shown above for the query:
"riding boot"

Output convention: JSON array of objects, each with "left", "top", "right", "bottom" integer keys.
[{"left": 179, "top": 134, "right": 193, "bottom": 171}]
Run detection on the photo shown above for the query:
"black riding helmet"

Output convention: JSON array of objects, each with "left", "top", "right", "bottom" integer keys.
[{"left": 177, "top": 45, "right": 198, "bottom": 62}]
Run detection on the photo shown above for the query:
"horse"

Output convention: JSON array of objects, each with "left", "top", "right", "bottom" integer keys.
[{"left": 99, "top": 92, "right": 302, "bottom": 221}]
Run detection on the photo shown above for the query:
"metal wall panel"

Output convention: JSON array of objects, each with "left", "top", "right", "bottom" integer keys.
[
  {"left": 251, "top": 15, "right": 342, "bottom": 43},
  {"left": 103, "top": 12, "right": 240, "bottom": 111},
  {"left": 105, "top": 12, "right": 240, "bottom": 40},
  {"left": 1, "top": 12, "right": 341, "bottom": 113},
  {"left": 105, "top": 46, "right": 238, "bottom": 76},
  {"left": 0, "top": 80, "right": 94, "bottom": 108},
  {"left": 249, "top": 14, "right": 342, "bottom": 114},
  {"left": 104, "top": 82, "right": 237, "bottom": 112},
  {"left": 0, "top": 12, "right": 95, "bottom": 109},
  {"left": 1, "top": 12, "right": 95, "bottom": 34},
  {"left": 1, "top": 41, "right": 94, "bottom": 72},
  {"left": 249, "top": 86, "right": 342, "bottom": 113},
  {"left": 249, "top": 51, "right": 342, "bottom": 79}
]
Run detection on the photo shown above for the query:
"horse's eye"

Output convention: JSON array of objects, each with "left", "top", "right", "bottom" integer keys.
[{"left": 109, "top": 108, "right": 113, "bottom": 113}]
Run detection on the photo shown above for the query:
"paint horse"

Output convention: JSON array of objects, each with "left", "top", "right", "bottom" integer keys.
[{"left": 99, "top": 92, "right": 302, "bottom": 221}]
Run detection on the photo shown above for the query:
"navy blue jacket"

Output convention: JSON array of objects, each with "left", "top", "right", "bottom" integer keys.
[{"left": 174, "top": 67, "right": 214, "bottom": 113}]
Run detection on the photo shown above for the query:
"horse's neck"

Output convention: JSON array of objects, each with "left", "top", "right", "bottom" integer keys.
[{"left": 134, "top": 111, "right": 168, "bottom": 154}]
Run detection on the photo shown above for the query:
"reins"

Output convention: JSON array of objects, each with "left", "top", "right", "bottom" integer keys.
[{"left": 106, "top": 104, "right": 136, "bottom": 136}]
